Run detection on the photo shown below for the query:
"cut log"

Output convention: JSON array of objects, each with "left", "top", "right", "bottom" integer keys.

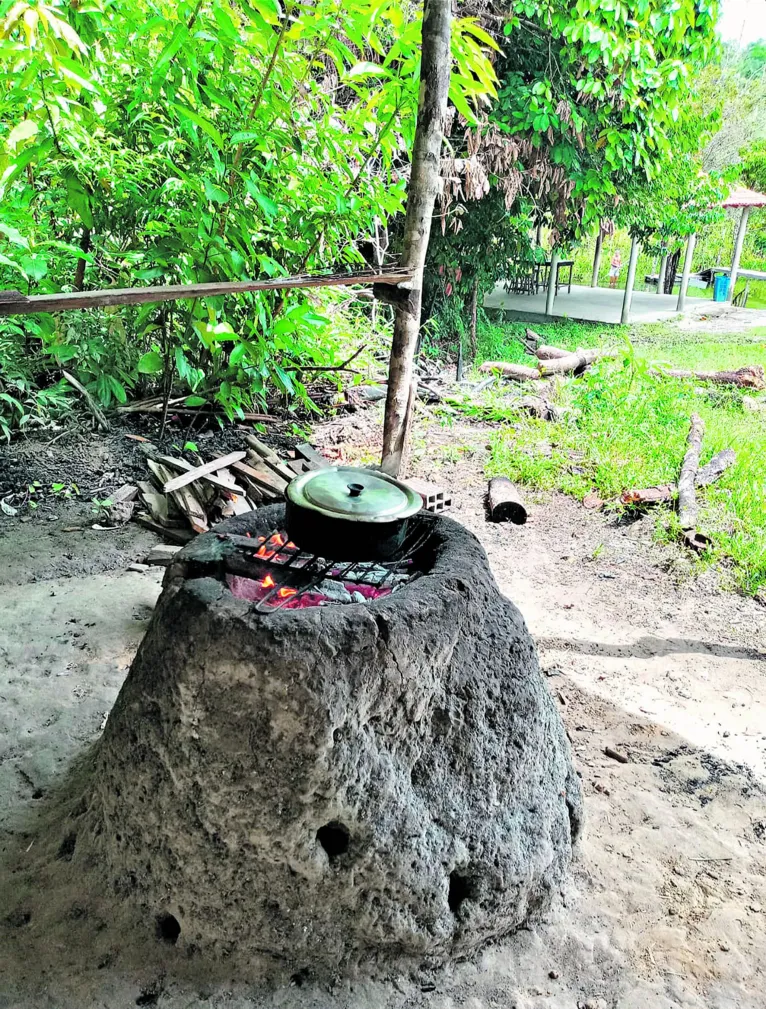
[
  {"left": 294, "top": 443, "right": 331, "bottom": 469},
  {"left": 487, "top": 477, "right": 528, "bottom": 524},
  {"left": 653, "top": 365, "right": 766, "bottom": 390},
  {"left": 696, "top": 449, "right": 735, "bottom": 487},
  {"left": 162, "top": 451, "right": 246, "bottom": 494},
  {"left": 523, "top": 327, "right": 541, "bottom": 354},
  {"left": 538, "top": 348, "right": 615, "bottom": 377},
  {"left": 535, "top": 344, "right": 570, "bottom": 361},
  {"left": 479, "top": 362, "right": 541, "bottom": 381},
  {"left": 677, "top": 413, "right": 704, "bottom": 532}
]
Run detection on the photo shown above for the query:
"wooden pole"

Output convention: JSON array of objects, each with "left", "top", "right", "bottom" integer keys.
[
  {"left": 591, "top": 231, "right": 603, "bottom": 288},
  {"left": 728, "top": 207, "right": 750, "bottom": 303},
  {"left": 657, "top": 254, "right": 667, "bottom": 296},
  {"left": 620, "top": 235, "right": 639, "bottom": 324},
  {"left": 545, "top": 248, "right": 560, "bottom": 316},
  {"left": 676, "top": 233, "right": 697, "bottom": 312},
  {"left": 381, "top": 0, "right": 451, "bottom": 477}
]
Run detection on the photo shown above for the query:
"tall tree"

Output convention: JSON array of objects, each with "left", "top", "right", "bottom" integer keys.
[{"left": 381, "top": 0, "right": 451, "bottom": 477}]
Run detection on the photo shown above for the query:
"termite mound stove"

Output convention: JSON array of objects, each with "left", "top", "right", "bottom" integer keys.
[{"left": 69, "top": 467, "right": 582, "bottom": 976}]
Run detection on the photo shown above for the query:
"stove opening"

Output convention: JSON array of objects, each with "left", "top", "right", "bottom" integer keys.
[{"left": 317, "top": 822, "right": 350, "bottom": 862}]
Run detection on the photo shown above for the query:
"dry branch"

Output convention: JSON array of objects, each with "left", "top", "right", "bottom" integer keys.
[
  {"left": 652, "top": 365, "right": 766, "bottom": 390},
  {"left": 696, "top": 449, "right": 736, "bottom": 487},
  {"left": 487, "top": 477, "right": 527, "bottom": 524},
  {"left": 621, "top": 448, "right": 735, "bottom": 507},
  {"left": 678, "top": 413, "right": 704, "bottom": 532},
  {"left": 61, "top": 370, "right": 108, "bottom": 431}
]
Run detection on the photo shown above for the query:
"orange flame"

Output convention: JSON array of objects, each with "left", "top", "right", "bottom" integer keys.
[
  {"left": 261, "top": 574, "right": 275, "bottom": 589},
  {"left": 278, "top": 586, "right": 297, "bottom": 598}
]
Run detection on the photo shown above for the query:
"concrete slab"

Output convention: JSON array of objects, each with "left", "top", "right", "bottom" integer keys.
[{"left": 484, "top": 282, "right": 710, "bottom": 325}]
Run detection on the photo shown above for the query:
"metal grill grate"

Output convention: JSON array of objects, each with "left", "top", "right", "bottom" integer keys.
[{"left": 219, "top": 526, "right": 430, "bottom": 612}]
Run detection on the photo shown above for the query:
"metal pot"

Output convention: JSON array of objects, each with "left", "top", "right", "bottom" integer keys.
[{"left": 285, "top": 466, "right": 422, "bottom": 561}]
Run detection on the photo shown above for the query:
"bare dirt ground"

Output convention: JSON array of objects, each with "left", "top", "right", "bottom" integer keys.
[{"left": 1, "top": 408, "right": 765, "bottom": 1009}]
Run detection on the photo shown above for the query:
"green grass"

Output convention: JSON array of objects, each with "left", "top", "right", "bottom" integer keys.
[{"left": 472, "top": 320, "right": 766, "bottom": 594}]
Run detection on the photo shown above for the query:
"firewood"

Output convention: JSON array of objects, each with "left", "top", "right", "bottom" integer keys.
[
  {"left": 146, "top": 459, "right": 209, "bottom": 534},
  {"left": 154, "top": 454, "right": 245, "bottom": 495},
  {"left": 524, "top": 327, "right": 541, "bottom": 354},
  {"left": 479, "top": 361, "right": 541, "bottom": 381},
  {"left": 696, "top": 449, "right": 736, "bottom": 486},
  {"left": 487, "top": 477, "right": 528, "bottom": 524},
  {"left": 232, "top": 459, "right": 287, "bottom": 498},
  {"left": 652, "top": 365, "right": 765, "bottom": 390},
  {"left": 162, "top": 451, "right": 246, "bottom": 494},
  {"left": 294, "top": 443, "right": 331, "bottom": 469},
  {"left": 677, "top": 413, "right": 704, "bottom": 532},
  {"left": 245, "top": 435, "right": 295, "bottom": 483},
  {"left": 535, "top": 344, "right": 570, "bottom": 361},
  {"left": 538, "top": 348, "right": 615, "bottom": 377}
]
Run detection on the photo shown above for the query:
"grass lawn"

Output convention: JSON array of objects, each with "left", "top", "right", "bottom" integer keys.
[{"left": 469, "top": 319, "right": 766, "bottom": 594}]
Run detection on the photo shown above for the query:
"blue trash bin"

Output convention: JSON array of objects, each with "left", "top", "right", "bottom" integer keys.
[{"left": 713, "top": 274, "right": 730, "bottom": 302}]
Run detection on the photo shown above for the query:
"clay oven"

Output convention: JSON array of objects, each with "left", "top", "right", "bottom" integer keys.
[{"left": 75, "top": 503, "right": 582, "bottom": 975}]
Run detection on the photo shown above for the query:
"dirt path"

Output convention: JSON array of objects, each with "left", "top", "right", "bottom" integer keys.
[{"left": 1, "top": 411, "right": 765, "bottom": 1008}]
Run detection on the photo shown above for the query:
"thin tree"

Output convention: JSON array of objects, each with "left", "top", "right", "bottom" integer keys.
[{"left": 381, "top": 0, "right": 451, "bottom": 477}]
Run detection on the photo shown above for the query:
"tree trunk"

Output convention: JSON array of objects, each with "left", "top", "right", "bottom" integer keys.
[
  {"left": 469, "top": 277, "right": 479, "bottom": 358},
  {"left": 664, "top": 249, "right": 680, "bottom": 294},
  {"left": 381, "top": 0, "right": 451, "bottom": 477},
  {"left": 73, "top": 228, "right": 91, "bottom": 292}
]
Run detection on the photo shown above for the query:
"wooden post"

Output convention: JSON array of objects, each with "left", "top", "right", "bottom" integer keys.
[
  {"left": 676, "top": 233, "right": 697, "bottom": 312},
  {"left": 728, "top": 207, "right": 750, "bottom": 303},
  {"left": 657, "top": 254, "right": 667, "bottom": 296},
  {"left": 545, "top": 248, "right": 560, "bottom": 316},
  {"left": 620, "top": 235, "right": 639, "bottom": 324},
  {"left": 381, "top": 0, "right": 451, "bottom": 477},
  {"left": 591, "top": 230, "right": 603, "bottom": 288}
]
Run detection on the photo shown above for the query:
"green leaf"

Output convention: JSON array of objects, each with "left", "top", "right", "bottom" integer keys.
[
  {"left": 6, "top": 119, "right": 38, "bottom": 148},
  {"left": 184, "top": 396, "right": 206, "bottom": 407},
  {"left": 64, "top": 174, "right": 94, "bottom": 229},
  {"left": 137, "top": 351, "right": 164, "bottom": 375},
  {"left": 170, "top": 103, "right": 224, "bottom": 150},
  {"left": 203, "top": 177, "right": 229, "bottom": 204}
]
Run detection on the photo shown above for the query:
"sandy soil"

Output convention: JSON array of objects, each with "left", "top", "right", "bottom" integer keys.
[{"left": 1, "top": 410, "right": 765, "bottom": 1009}]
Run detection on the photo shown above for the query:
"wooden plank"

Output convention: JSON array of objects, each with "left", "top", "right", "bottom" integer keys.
[
  {"left": 294, "top": 443, "right": 331, "bottom": 469},
  {"left": 155, "top": 454, "right": 245, "bottom": 495},
  {"left": 147, "top": 459, "right": 209, "bottom": 534},
  {"left": 133, "top": 514, "right": 194, "bottom": 544},
  {"left": 231, "top": 460, "right": 287, "bottom": 498},
  {"left": 0, "top": 269, "right": 415, "bottom": 317},
  {"left": 163, "top": 451, "right": 246, "bottom": 494},
  {"left": 245, "top": 436, "right": 295, "bottom": 483}
]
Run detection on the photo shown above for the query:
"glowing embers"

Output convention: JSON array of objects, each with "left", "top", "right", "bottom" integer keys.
[{"left": 224, "top": 530, "right": 409, "bottom": 610}]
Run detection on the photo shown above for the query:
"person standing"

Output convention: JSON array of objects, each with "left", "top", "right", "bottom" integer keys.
[{"left": 609, "top": 250, "right": 622, "bottom": 289}]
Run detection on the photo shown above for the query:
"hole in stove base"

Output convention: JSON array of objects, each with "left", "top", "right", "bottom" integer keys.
[
  {"left": 448, "top": 870, "right": 477, "bottom": 916},
  {"left": 155, "top": 911, "right": 181, "bottom": 945},
  {"left": 317, "top": 821, "right": 350, "bottom": 861}
]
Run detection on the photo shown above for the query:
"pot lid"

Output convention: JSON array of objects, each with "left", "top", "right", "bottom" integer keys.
[{"left": 287, "top": 467, "right": 422, "bottom": 523}]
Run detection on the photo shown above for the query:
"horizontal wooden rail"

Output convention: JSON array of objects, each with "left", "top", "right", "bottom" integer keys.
[{"left": 0, "top": 268, "right": 414, "bottom": 317}]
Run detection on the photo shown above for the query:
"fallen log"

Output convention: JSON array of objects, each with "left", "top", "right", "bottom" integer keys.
[
  {"left": 696, "top": 448, "right": 736, "bottom": 487},
  {"left": 652, "top": 365, "right": 766, "bottom": 390},
  {"left": 487, "top": 477, "right": 527, "bottom": 524},
  {"left": 535, "top": 344, "right": 570, "bottom": 361},
  {"left": 479, "top": 361, "right": 541, "bottom": 381},
  {"left": 524, "top": 327, "right": 541, "bottom": 354},
  {"left": 678, "top": 413, "right": 704, "bottom": 532},
  {"left": 538, "top": 348, "right": 615, "bottom": 377}
]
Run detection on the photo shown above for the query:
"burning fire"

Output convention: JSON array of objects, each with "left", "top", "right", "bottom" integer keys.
[{"left": 261, "top": 574, "right": 275, "bottom": 589}]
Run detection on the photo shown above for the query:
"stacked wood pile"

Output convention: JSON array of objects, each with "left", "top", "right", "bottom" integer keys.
[{"left": 132, "top": 439, "right": 328, "bottom": 544}]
